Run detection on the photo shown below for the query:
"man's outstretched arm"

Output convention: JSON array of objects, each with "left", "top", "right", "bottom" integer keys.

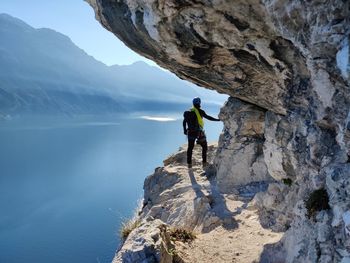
[{"left": 202, "top": 110, "right": 220, "bottom": 121}]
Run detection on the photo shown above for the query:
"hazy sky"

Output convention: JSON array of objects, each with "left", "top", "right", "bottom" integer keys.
[{"left": 0, "top": 0, "right": 156, "bottom": 66}]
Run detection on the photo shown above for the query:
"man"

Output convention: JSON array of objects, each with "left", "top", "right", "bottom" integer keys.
[{"left": 183, "top": 97, "right": 220, "bottom": 168}]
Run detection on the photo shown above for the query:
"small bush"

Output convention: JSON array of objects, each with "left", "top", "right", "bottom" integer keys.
[
  {"left": 120, "top": 217, "right": 141, "bottom": 240},
  {"left": 282, "top": 178, "right": 293, "bottom": 186},
  {"left": 305, "top": 188, "right": 330, "bottom": 219},
  {"left": 167, "top": 247, "right": 177, "bottom": 256},
  {"left": 169, "top": 228, "right": 196, "bottom": 243}
]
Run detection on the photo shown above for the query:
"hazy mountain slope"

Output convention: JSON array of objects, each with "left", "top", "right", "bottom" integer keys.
[
  {"left": 0, "top": 14, "right": 124, "bottom": 115},
  {"left": 111, "top": 61, "right": 226, "bottom": 105},
  {"left": 110, "top": 62, "right": 197, "bottom": 102},
  {"left": 0, "top": 14, "right": 226, "bottom": 116}
]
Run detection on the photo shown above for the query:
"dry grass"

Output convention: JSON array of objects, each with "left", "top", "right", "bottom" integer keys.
[
  {"left": 120, "top": 217, "right": 141, "bottom": 240},
  {"left": 119, "top": 200, "right": 142, "bottom": 240}
]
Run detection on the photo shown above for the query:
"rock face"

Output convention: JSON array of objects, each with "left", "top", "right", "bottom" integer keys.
[
  {"left": 215, "top": 97, "right": 273, "bottom": 192},
  {"left": 113, "top": 220, "right": 174, "bottom": 263},
  {"left": 86, "top": 0, "right": 350, "bottom": 262}
]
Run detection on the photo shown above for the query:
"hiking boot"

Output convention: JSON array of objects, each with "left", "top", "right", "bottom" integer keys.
[{"left": 187, "top": 163, "right": 192, "bottom": 168}]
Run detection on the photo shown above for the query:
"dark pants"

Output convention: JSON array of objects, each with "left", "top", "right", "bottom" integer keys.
[{"left": 187, "top": 131, "right": 207, "bottom": 164}]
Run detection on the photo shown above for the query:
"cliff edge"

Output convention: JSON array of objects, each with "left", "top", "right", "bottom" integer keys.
[{"left": 114, "top": 142, "right": 282, "bottom": 263}]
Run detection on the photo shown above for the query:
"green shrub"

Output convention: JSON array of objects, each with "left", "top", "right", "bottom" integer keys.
[
  {"left": 282, "top": 178, "right": 293, "bottom": 186},
  {"left": 305, "top": 188, "right": 330, "bottom": 219}
]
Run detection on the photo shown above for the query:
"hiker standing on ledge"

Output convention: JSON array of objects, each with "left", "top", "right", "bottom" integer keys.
[{"left": 183, "top": 97, "right": 220, "bottom": 168}]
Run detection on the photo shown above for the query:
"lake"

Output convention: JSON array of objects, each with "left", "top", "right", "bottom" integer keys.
[{"left": 0, "top": 112, "right": 223, "bottom": 263}]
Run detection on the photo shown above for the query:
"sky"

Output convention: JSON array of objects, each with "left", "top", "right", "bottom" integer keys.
[{"left": 0, "top": 0, "right": 156, "bottom": 66}]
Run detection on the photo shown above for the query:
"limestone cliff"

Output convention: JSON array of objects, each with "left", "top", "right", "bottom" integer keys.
[{"left": 86, "top": 1, "right": 350, "bottom": 262}]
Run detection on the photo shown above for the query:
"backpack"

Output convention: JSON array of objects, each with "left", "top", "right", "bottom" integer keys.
[{"left": 183, "top": 110, "right": 200, "bottom": 132}]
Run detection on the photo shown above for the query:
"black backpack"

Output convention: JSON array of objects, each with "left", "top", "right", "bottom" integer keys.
[{"left": 183, "top": 110, "right": 199, "bottom": 132}]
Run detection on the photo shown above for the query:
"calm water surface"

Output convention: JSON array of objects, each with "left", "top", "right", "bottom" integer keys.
[{"left": 0, "top": 113, "right": 223, "bottom": 263}]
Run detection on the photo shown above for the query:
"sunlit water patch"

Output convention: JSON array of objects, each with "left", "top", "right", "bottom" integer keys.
[{"left": 139, "top": 115, "right": 177, "bottom": 122}]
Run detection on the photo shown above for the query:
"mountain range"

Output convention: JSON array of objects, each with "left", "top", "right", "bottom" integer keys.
[{"left": 0, "top": 14, "right": 226, "bottom": 117}]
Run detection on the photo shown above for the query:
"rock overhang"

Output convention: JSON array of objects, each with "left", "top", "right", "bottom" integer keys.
[{"left": 86, "top": 0, "right": 349, "bottom": 115}]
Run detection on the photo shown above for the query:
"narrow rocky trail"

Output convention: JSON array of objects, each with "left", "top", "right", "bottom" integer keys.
[
  {"left": 114, "top": 143, "right": 283, "bottom": 262},
  {"left": 175, "top": 201, "right": 282, "bottom": 263},
  {"left": 169, "top": 144, "right": 283, "bottom": 263}
]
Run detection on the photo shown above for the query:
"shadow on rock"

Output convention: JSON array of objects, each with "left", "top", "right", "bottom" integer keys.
[
  {"left": 208, "top": 176, "right": 239, "bottom": 231},
  {"left": 258, "top": 241, "right": 286, "bottom": 263},
  {"left": 188, "top": 168, "right": 239, "bottom": 231},
  {"left": 188, "top": 169, "right": 205, "bottom": 198}
]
